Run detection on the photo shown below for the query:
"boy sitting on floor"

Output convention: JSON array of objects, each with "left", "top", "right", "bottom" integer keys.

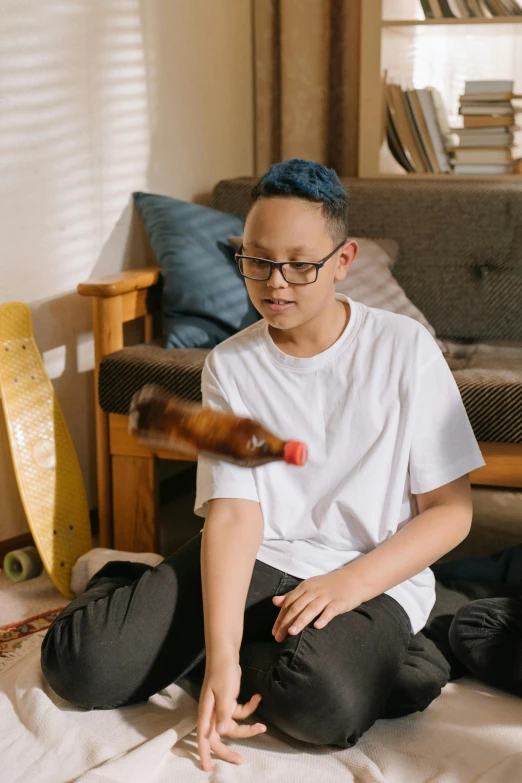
[{"left": 41, "top": 160, "right": 486, "bottom": 773}]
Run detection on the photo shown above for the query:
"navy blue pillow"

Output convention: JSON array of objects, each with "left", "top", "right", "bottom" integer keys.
[{"left": 133, "top": 192, "right": 260, "bottom": 349}]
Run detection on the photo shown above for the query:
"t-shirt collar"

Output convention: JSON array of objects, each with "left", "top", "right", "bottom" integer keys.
[{"left": 259, "top": 294, "right": 361, "bottom": 369}]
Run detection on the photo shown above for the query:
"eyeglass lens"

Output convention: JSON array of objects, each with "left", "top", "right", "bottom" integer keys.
[{"left": 239, "top": 258, "right": 317, "bottom": 284}]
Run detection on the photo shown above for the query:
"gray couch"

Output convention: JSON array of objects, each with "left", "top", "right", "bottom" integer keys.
[{"left": 84, "top": 178, "right": 522, "bottom": 552}]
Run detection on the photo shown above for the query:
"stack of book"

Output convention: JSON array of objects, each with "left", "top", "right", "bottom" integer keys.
[
  {"left": 449, "top": 80, "right": 521, "bottom": 174},
  {"left": 419, "top": 0, "right": 522, "bottom": 18},
  {"left": 385, "top": 82, "right": 452, "bottom": 173}
]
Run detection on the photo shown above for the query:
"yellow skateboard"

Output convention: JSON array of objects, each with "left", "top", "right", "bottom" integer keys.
[{"left": 0, "top": 303, "right": 92, "bottom": 597}]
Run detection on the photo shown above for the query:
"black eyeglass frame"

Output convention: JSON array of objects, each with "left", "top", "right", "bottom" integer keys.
[{"left": 234, "top": 239, "right": 347, "bottom": 285}]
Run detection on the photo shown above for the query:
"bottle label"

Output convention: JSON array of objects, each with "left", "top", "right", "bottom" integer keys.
[{"left": 245, "top": 434, "right": 267, "bottom": 452}]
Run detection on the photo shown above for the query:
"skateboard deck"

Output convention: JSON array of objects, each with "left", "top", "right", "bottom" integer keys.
[{"left": 0, "top": 303, "right": 92, "bottom": 597}]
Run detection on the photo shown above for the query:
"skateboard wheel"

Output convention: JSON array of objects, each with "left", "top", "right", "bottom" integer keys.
[{"left": 3, "top": 546, "right": 43, "bottom": 583}]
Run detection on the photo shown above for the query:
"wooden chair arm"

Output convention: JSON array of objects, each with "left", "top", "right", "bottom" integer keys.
[
  {"left": 79, "top": 266, "right": 163, "bottom": 549},
  {"left": 78, "top": 266, "right": 162, "bottom": 365},
  {"left": 77, "top": 267, "right": 160, "bottom": 298}
]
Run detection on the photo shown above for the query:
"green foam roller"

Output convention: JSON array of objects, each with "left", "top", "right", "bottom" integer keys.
[{"left": 3, "top": 546, "right": 43, "bottom": 583}]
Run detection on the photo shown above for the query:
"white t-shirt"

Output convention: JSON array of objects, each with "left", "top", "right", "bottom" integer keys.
[{"left": 194, "top": 294, "right": 486, "bottom": 634}]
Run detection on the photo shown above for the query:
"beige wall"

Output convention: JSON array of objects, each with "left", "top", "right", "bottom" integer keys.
[{"left": 0, "top": 0, "right": 254, "bottom": 541}]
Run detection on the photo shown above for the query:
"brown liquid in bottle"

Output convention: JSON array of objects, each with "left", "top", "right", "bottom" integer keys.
[{"left": 129, "top": 385, "right": 308, "bottom": 467}]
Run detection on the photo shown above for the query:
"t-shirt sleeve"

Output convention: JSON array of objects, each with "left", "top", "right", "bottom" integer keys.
[
  {"left": 409, "top": 352, "right": 486, "bottom": 495},
  {"left": 194, "top": 355, "right": 260, "bottom": 518}
]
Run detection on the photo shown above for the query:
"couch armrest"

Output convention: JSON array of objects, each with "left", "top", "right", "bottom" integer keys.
[
  {"left": 77, "top": 267, "right": 160, "bottom": 298},
  {"left": 78, "top": 266, "right": 162, "bottom": 550}
]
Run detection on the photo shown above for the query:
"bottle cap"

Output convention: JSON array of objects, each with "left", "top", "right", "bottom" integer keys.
[{"left": 284, "top": 441, "right": 308, "bottom": 467}]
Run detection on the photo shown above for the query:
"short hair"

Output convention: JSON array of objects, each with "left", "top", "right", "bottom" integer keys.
[{"left": 249, "top": 158, "right": 349, "bottom": 245}]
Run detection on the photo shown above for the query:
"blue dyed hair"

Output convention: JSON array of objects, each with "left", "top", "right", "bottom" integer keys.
[{"left": 249, "top": 159, "right": 349, "bottom": 245}]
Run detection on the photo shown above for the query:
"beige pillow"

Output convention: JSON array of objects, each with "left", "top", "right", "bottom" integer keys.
[
  {"left": 227, "top": 235, "right": 445, "bottom": 351},
  {"left": 336, "top": 238, "right": 445, "bottom": 349}
]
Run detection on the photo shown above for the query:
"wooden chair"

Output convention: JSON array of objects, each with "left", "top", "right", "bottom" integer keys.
[{"left": 78, "top": 265, "right": 522, "bottom": 554}]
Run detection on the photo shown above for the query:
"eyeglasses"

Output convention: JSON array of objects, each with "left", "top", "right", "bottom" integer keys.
[{"left": 235, "top": 240, "right": 347, "bottom": 285}]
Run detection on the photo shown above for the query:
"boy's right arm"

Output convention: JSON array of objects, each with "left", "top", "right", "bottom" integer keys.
[
  {"left": 195, "top": 357, "right": 269, "bottom": 769},
  {"left": 197, "top": 497, "right": 267, "bottom": 771},
  {"left": 201, "top": 497, "right": 264, "bottom": 663}
]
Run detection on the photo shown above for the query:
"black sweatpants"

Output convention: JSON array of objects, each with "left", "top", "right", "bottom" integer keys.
[
  {"left": 40, "top": 532, "right": 450, "bottom": 749},
  {"left": 430, "top": 546, "right": 522, "bottom": 698}
]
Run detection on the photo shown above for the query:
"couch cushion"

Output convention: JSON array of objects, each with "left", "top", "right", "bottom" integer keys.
[
  {"left": 99, "top": 340, "right": 522, "bottom": 444},
  {"left": 133, "top": 192, "right": 260, "bottom": 350},
  {"left": 99, "top": 344, "right": 209, "bottom": 415},
  {"left": 443, "top": 339, "right": 522, "bottom": 442}
]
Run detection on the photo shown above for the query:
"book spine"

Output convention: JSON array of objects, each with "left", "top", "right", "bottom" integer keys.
[
  {"left": 447, "top": 0, "right": 465, "bottom": 13},
  {"left": 489, "top": 0, "right": 508, "bottom": 13},
  {"left": 419, "top": 0, "right": 434, "bottom": 17},
  {"left": 385, "top": 85, "right": 416, "bottom": 172},
  {"left": 386, "top": 120, "right": 413, "bottom": 173},
  {"left": 463, "top": 114, "right": 514, "bottom": 127},
  {"left": 476, "top": 0, "right": 493, "bottom": 14},
  {"left": 417, "top": 89, "right": 452, "bottom": 173},
  {"left": 410, "top": 89, "right": 441, "bottom": 172},
  {"left": 465, "top": 80, "right": 513, "bottom": 94},
  {"left": 389, "top": 83, "right": 428, "bottom": 172},
  {"left": 404, "top": 91, "right": 435, "bottom": 172},
  {"left": 496, "top": 0, "right": 512, "bottom": 12},
  {"left": 429, "top": 0, "right": 444, "bottom": 17},
  {"left": 455, "top": 0, "right": 471, "bottom": 15},
  {"left": 465, "top": 0, "right": 482, "bottom": 15},
  {"left": 438, "top": 0, "right": 457, "bottom": 14},
  {"left": 503, "top": 0, "right": 522, "bottom": 13},
  {"left": 454, "top": 163, "right": 515, "bottom": 174}
]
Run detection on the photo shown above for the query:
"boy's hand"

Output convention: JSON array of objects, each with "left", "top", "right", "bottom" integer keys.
[
  {"left": 197, "top": 658, "right": 267, "bottom": 773},
  {"left": 271, "top": 570, "right": 365, "bottom": 642}
]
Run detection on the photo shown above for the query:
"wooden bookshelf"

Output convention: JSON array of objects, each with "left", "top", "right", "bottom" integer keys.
[
  {"left": 383, "top": 18, "right": 522, "bottom": 26},
  {"left": 359, "top": 172, "right": 522, "bottom": 180},
  {"left": 358, "top": 0, "right": 522, "bottom": 177}
]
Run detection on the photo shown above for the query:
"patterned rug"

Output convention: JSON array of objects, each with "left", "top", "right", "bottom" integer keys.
[{"left": 0, "top": 607, "right": 66, "bottom": 673}]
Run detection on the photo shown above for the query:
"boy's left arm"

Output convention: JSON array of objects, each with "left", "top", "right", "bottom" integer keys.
[{"left": 271, "top": 475, "right": 472, "bottom": 642}]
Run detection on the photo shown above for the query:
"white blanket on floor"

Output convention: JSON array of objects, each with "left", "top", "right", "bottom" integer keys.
[{"left": 2, "top": 634, "right": 522, "bottom": 783}]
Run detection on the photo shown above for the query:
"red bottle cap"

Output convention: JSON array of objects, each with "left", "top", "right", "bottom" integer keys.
[{"left": 284, "top": 441, "right": 308, "bottom": 467}]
